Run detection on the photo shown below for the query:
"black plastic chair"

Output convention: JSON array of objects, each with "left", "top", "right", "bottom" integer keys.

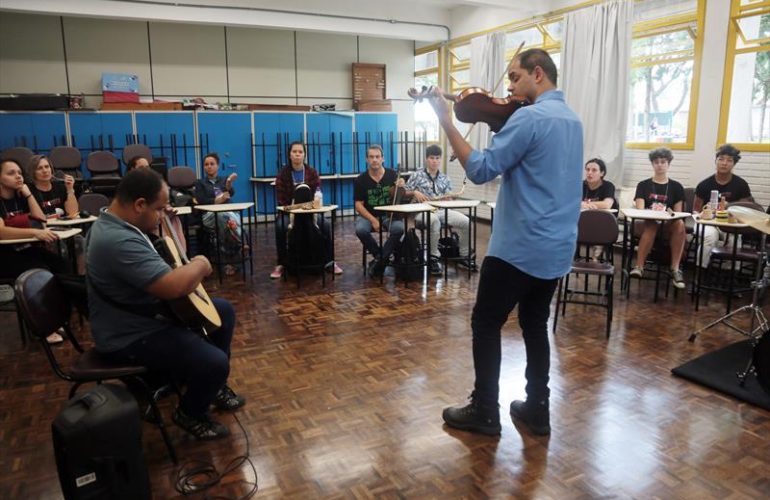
[
  {"left": 87, "top": 151, "right": 122, "bottom": 197},
  {"left": 49, "top": 146, "right": 84, "bottom": 180},
  {"left": 122, "top": 144, "right": 152, "bottom": 167},
  {"left": 1, "top": 146, "right": 34, "bottom": 169},
  {"left": 554, "top": 210, "right": 618, "bottom": 338},
  {"left": 14, "top": 269, "right": 177, "bottom": 463}
]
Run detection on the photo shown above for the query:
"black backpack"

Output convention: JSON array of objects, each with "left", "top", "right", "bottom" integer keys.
[
  {"left": 393, "top": 228, "right": 424, "bottom": 281},
  {"left": 286, "top": 183, "right": 328, "bottom": 273}
]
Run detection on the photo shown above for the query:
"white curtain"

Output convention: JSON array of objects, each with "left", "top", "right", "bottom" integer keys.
[
  {"left": 562, "top": 0, "right": 633, "bottom": 186},
  {"left": 468, "top": 32, "right": 506, "bottom": 151}
]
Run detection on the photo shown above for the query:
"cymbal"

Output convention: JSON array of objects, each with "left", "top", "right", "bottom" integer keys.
[{"left": 728, "top": 206, "right": 770, "bottom": 235}]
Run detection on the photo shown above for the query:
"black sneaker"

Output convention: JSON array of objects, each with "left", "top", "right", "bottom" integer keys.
[
  {"left": 212, "top": 385, "right": 246, "bottom": 411},
  {"left": 509, "top": 399, "right": 550, "bottom": 436},
  {"left": 172, "top": 408, "right": 230, "bottom": 440},
  {"left": 429, "top": 258, "right": 443, "bottom": 276},
  {"left": 367, "top": 258, "right": 384, "bottom": 279},
  {"left": 457, "top": 259, "right": 478, "bottom": 272},
  {"left": 442, "top": 393, "right": 501, "bottom": 436}
]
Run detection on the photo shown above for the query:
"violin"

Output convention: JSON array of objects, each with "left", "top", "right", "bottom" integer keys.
[{"left": 408, "top": 86, "right": 529, "bottom": 133}]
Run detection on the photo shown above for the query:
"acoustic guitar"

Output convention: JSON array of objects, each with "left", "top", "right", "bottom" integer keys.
[{"left": 154, "top": 213, "right": 222, "bottom": 331}]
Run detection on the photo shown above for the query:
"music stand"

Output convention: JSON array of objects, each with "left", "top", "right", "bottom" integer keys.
[{"left": 688, "top": 206, "right": 770, "bottom": 385}]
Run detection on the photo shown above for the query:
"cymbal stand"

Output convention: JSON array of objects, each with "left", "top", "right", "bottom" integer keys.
[{"left": 688, "top": 233, "right": 769, "bottom": 385}]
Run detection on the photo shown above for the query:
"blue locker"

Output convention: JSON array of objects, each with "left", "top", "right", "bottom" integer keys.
[
  {"left": 306, "top": 113, "right": 353, "bottom": 176},
  {"left": 135, "top": 112, "right": 196, "bottom": 169},
  {"left": 197, "top": 112, "right": 252, "bottom": 204},
  {"left": 0, "top": 112, "right": 67, "bottom": 153},
  {"left": 69, "top": 112, "right": 133, "bottom": 177},
  {"left": 252, "top": 112, "right": 303, "bottom": 215},
  {"left": 354, "top": 112, "right": 398, "bottom": 172}
]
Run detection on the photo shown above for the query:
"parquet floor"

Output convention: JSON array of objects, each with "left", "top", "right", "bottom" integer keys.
[{"left": 1, "top": 218, "right": 769, "bottom": 499}]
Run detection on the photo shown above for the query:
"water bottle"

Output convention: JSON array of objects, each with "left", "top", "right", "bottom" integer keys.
[
  {"left": 709, "top": 190, "right": 719, "bottom": 210},
  {"left": 314, "top": 187, "right": 323, "bottom": 208}
]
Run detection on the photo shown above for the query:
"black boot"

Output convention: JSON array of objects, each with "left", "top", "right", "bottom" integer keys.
[
  {"left": 510, "top": 399, "right": 550, "bottom": 436},
  {"left": 442, "top": 393, "right": 501, "bottom": 436}
]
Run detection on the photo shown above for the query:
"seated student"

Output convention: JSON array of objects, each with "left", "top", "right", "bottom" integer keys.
[
  {"left": 88, "top": 168, "right": 244, "bottom": 440},
  {"left": 27, "top": 155, "right": 78, "bottom": 218},
  {"left": 693, "top": 144, "right": 753, "bottom": 268},
  {"left": 354, "top": 145, "right": 405, "bottom": 278},
  {"left": 630, "top": 147, "right": 687, "bottom": 289},
  {"left": 127, "top": 155, "right": 187, "bottom": 254},
  {"left": 193, "top": 153, "right": 242, "bottom": 276},
  {"left": 271, "top": 141, "right": 342, "bottom": 279},
  {"left": 404, "top": 145, "right": 471, "bottom": 275},
  {"left": 581, "top": 158, "right": 618, "bottom": 210},
  {"left": 28, "top": 154, "right": 85, "bottom": 274},
  {"left": 0, "top": 158, "right": 67, "bottom": 344}
]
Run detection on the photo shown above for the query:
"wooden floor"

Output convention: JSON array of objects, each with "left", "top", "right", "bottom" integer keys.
[{"left": 1, "top": 218, "right": 769, "bottom": 499}]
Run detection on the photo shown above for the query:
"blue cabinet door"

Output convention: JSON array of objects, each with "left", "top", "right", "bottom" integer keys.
[
  {"left": 197, "top": 112, "right": 252, "bottom": 204},
  {"left": 135, "top": 112, "right": 196, "bottom": 169},
  {"left": 0, "top": 112, "right": 67, "bottom": 153},
  {"left": 68, "top": 112, "right": 133, "bottom": 177},
  {"left": 306, "top": 113, "right": 353, "bottom": 176},
  {"left": 354, "top": 112, "right": 398, "bottom": 173},
  {"left": 252, "top": 112, "right": 304, "bottom": 179}
]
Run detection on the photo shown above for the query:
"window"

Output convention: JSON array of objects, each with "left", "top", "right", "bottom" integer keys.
[
  {"left": 626, "top": 1, "right": 702, "bottom": 148},
  {"left": 719, "top": 0, "right": 770, "bottom": 150},
  {"left": 414, "top": 47, "right": 440, "bottom": 142}
]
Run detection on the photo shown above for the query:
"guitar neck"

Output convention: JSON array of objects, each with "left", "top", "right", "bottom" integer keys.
[{"left": 160, "top": 214, "right": 188, "bottom": 264}]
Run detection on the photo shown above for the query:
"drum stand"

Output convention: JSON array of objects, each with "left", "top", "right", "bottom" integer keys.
[{"left": 689, "top": 233, "right": 769, "bottom": 385}]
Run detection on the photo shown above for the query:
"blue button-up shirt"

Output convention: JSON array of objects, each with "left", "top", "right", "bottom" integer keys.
[{"left": 466, "top": 89, "right": 583, "bottom": 279}]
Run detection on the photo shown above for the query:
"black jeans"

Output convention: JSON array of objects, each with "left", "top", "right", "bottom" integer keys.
[
  {"left": 103, "top": 298, "right": 236, "bottom": 418},
  {"left": 471, "top": 256, "right": 559, "bottom": 405}
]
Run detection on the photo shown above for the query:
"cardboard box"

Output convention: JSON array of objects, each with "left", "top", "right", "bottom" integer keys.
[{"left": 101, "top": 73, "right": 139, "bottom": 93}]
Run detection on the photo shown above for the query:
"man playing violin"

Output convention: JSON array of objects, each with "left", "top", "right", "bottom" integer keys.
[
  {"left": 426, "top": 48, "right": 583, "bottom": 437},
  {"left": 87, "top": 169, "right": 245, "bottom": 441},
  {"left": 404, "top": 145, "right": 471, "bottom": 274},
  {"left": 354, "top": 144, "right": 405, "bottom": 278}
]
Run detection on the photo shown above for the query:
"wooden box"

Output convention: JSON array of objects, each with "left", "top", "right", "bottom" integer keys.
[{"left": 353, "top": 63, "right": 386, "bottom": 105}]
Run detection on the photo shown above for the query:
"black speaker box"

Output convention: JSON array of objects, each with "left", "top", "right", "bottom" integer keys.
[{"left": 52, "top": 384, "right": 151, "bottom": 500}]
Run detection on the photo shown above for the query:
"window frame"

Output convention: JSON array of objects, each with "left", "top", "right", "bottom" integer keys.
[
  {"left": 625, "top": 3, "right": 706, "bottom": 151},
  {"left": 717, "top": 0, "right": 770, "bottom": 152}
]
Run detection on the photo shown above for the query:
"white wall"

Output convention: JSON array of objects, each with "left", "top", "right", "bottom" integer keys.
[{"left": 0, "top": 12, "right": 416, "bottom": 130}]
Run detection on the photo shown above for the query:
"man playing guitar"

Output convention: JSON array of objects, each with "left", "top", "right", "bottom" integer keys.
[{"left": 87, "top": 168, "right": 244, "bottom": 440}]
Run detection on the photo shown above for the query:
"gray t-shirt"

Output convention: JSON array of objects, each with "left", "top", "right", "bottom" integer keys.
[{"left": 86, "top": 211, "right": 172, "bottom": 352}]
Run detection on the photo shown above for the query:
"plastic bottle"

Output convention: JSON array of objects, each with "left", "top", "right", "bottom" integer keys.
[{"left": 314, "top": 187, "right": 323, "bottom": 208}]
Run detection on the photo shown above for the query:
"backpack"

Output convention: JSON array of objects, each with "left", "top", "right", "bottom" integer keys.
[
  {"left": 286, "top": 183, "right": 328, "bottom": 273},
  {"left": 393, "top": 228, "right": 424, "bottom": 282},
  {"left": 438, "top": 231, "right": 460, "bottom": 258}
]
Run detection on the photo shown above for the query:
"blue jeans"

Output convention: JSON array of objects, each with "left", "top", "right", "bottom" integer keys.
[
  {"left": 104, "top": 298, "right": 236, "bottom": 417},
  {"left": 355, "top": 215, "right": 404, "bottom": 262},
  {"left": 471, "top": 257, "right": 558, "bottom": 405}
]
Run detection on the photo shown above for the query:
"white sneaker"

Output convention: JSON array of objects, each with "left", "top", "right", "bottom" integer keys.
[
  {"left": 270, "top": 265, "right": 283, "bottom": 279},
  {"left": 629, "top": 266, "right": 644, "bottom": 278},
  {"left": 671, "top": 269, "right": 685, "bottom": 289}
]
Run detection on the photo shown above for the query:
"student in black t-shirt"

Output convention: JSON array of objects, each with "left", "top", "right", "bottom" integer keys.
[
  {"left": 27, "top": 154, "right": 78, "bottom": 218},
  {"left": 581, "top": 158, "right": 617, "bottom": 210},
  {"left": 630, "top": 148, "right": 687, "bottom": 289},
  {"left": 354, "top": 144, "right": 405, "bottom": 278},
  {"left": 0, "top": 159, "right": 66, "bottom": 344},
  {"left": 692, "top": 144, "right": 754, "bottom": 268}
]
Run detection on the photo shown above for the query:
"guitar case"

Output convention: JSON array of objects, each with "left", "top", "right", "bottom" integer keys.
[{"left": 52, "top": 384, "right": 151, "bottom": 500}]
